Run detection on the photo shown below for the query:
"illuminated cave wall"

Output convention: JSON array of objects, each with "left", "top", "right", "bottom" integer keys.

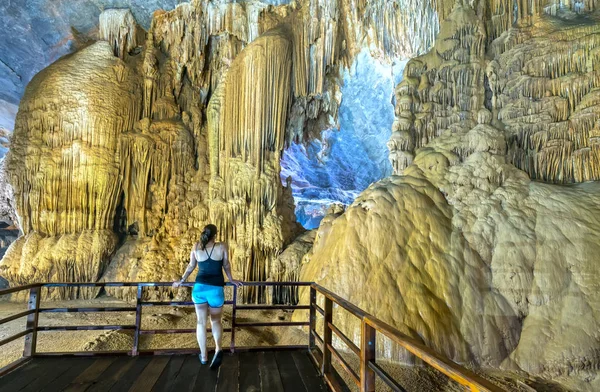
[{"left": 281, "top": 50, "right": 406, "bottom": 228}]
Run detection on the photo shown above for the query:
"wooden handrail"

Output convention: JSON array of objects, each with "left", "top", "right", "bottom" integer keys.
[
  {"left": 328, "top": 342, "right": 360, "bottom": 386},
  {"left": 36, "top": 325, "right": 136, "bottom": 331},
  {"left": 310, "top": 283, "right": 507, "bottom": 392},
  {"left": 0, "top": 329, "right": 33, "bottom": 346},
  {"left": 139, "top": 328, "right": 233, "bottom": 334},
  {"left": 329, "top": 321, "right": 360, "bottom": 356},
  {"left": 0, "top": 281, "right": 316, "bottom": 376},
  {"left": 0, "top": 309, "right": 35, "bottom": 325},
  {"left": 236, "top": 304, "right": 310, "bottom": 310},
  {"left": 364, "top": 315, "right": 504, "bottom": 392},
  {"left": 39, "top": 307, "right": 136, "bottom": 313},
  {"left": 38, "top": 281, "right": 312, "bottom": 287},
  {"left": 0, "top": 283, "right": 41, "bottom": 296}
]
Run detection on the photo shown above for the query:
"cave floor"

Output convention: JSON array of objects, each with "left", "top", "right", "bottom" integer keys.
[{"left": 0, "top": 350, "right": 326, "bottom": 392}]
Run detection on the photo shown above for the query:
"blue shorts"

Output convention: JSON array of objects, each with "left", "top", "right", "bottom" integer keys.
[{"left": 192, "top": 283, "right": 225, "bottom": 308}]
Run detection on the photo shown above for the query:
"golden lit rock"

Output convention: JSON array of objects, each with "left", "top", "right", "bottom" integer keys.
[{"left": 1, "top": 41, "right": 141, "bottom": 298}]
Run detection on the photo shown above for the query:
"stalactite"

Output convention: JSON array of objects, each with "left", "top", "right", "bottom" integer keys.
[
  {"left": 207, "top": 24, "right": 301, "bottom": 303},
  {"left": 391, "top": 1, "right": 600, "bottom": 185},
  {"left": 390, "top": 4, "right": 486, "bottom": 173},
  {"left": 99, "top": 9, "right": 143, "bottom": 59},
  {"left": 497, "top": 20, "right": 600, "bottom": 183},
  {"left": 10, "top": 0, "right": 599, "bottom": 300}
]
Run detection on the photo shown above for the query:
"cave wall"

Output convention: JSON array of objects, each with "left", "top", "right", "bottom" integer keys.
[
  {"left": 0, "top": 0, "right": 599, "bottom": 386},
  {"left": 0, "top": 0, "right": 600, "bottom": 390}
]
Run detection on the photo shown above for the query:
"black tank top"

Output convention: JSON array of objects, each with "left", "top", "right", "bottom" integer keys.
[{"left": 194, "top": 243, "right": 225, "bottom": 287}]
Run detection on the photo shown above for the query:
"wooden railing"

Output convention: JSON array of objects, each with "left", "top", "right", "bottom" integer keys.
[
  {"left": 308, "top": 284, "right": 506, "bottom": 392},
  {"left": 0, "top": 281, "right": 310, "bottom": 375},
  {"left": 0, "top": 281, "right": 506, "bottom": 391}
]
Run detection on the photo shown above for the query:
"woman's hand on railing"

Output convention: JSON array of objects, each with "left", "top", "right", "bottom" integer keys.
[
  {"left": 230, "top": 280, "right": 243, "bottom": 288},
  {"left": 172, "top": 280, "right": 183, "bottom": 288}
]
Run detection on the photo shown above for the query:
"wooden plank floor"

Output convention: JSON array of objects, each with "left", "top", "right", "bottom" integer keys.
[{"left": 0, "top": 351, "right": 327, "bottom": 392}]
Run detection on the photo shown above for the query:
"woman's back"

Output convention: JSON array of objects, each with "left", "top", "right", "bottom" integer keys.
[
  {"left": 194, "top": 242, "right": 225, "bottom": 287},
  {"left": 195, "top": 242, "right": 225, "bottom": 262}
]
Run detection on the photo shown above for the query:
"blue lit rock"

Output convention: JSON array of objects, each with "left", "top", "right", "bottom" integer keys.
[
  {"left": 0, "top": 102, "right": 16, "bottom": 159},
  {"left": 281, "top": 50, "right": 406, "bottom": 228}
]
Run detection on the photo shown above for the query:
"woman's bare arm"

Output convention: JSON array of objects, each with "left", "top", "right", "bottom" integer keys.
[
  {"left": 173, "top": 246, "right": 198, "bottom": 287},
  {"left": 222, "top": 244, "right": 242, "bottom": 287}
]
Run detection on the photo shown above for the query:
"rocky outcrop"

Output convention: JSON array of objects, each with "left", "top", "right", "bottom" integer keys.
[
  {"left": 0, "top": 158, "right": 17, "bottom": 226},
  {"left": 0, "top": 223, "right": 18, "bottom": 260},
  {"left": 268, "top": 229, "right": 316, "bottom": 304}
]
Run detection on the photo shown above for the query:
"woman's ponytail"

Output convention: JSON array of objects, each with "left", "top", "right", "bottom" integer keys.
[{"left": 200, "top": 224, "right": 218, "bottom": 250}]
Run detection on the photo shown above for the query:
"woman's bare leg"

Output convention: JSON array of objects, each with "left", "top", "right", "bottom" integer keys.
[
  {"left": 209, "top": 306, "right": 223, "bottom": 352},
  {"left": 194, "top": 303, "right": 209, "bottom": 361}
]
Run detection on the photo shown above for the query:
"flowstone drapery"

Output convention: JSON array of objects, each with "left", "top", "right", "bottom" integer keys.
[
  {"left": 389, "top": 0, "right": 600, "bottom": 182},
  {"left": 1, "top": 41, "right": 140, "bottom": 299}
]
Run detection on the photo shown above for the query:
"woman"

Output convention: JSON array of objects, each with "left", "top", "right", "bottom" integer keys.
[{"left": 173, "top": 224, "right": 242, "bottom": 369}]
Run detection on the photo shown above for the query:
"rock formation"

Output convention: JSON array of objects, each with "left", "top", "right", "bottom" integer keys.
[
  {"left": 268, "top": 229, "right": 316, "bottom": 304},
  {"left": 2, "top": 0, "right": 600, "bottom": 388},
  {"left": 0, "top": 223, "right": 19, "bottom": 261},
  {"left": 0, "top": 158, "right": 17, "bottom": 227},
  {"left": 1, "top": 40, "right": 141, "bottom": 299}
]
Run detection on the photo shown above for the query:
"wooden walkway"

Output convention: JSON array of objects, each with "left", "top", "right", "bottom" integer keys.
[{"left": 0, "top": 350, "right": 327, "bottom": 392}]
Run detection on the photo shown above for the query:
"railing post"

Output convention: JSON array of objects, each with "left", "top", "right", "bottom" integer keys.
[
  {"left": 132, "top": 284, "right": 143, "bottom": 356},
  {"left": 321, "top": 296, "right": 333, "bottom": 375},
  {"left": 360, "top": 318, "right": 376, "bottom": 392},
  {"left": 230, "top": 284, "right": 237, "bottom": 353},
  {"left": 23, "top": 285, "right": 41, "bottom": 357},
  {"left": 309, "top": 286, "right": 316, "bottom": 351}
]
